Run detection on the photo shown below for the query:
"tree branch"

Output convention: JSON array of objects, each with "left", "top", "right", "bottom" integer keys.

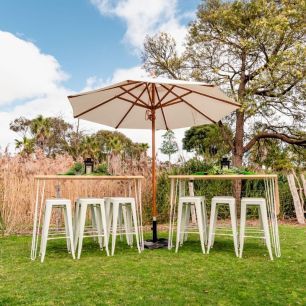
[{"left": 244, "top": 132, "right": 306, "bottom": 152}]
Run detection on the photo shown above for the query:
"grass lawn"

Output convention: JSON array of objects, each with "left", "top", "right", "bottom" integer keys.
[{"left": 0, "top": 225, "right": 305, "bottom": 305}]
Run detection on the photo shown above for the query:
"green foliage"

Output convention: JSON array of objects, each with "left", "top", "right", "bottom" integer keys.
[
  {"left": 63, "top": 162, "right": 84, "bottom": 175},
  {"left": 62, "top": 162, "right": 109, "bottom": 176},
  {"left": 249, "top": 139, "right": 306, "bottom": 171},
  {"left": 183, "top": 124, "right": 232, "bottom": 163},
  {"left": 94, "top": 163, "right": 109, "bottom": 175}
]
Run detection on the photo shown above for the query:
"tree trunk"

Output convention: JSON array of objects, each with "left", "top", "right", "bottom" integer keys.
[{"left": 232, "top": 110, "right": 244, "bottom": 206}]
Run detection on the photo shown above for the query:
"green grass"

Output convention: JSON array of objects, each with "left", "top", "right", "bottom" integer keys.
[{"left": 0, "top": 225, "right": 305, "bottom": 305}]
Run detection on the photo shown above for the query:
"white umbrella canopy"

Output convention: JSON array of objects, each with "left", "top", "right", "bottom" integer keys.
[
  {"left": 68, "top": 78, "right": 240, "bottom": 242},
  {"left": 69, "top": 78, "right": 239, "bottom": 130}
]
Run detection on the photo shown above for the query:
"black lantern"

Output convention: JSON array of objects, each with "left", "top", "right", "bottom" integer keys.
[
  {"left": 84, "top": 158, "right": 94, "bottom": 174},
  {"left": 220, "top": 157, "right": 230, "bottom": 169},
  {"left": 209, "top": 145, "right": 218, "bottom": 156}
]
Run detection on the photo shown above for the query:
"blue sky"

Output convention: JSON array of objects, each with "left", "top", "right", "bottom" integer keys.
[
  {"left": 0, "top": 0, "right": 198, "bottom": 90},
  {"left": 0, "top": 0, "right": 200, "bottom": 158}
]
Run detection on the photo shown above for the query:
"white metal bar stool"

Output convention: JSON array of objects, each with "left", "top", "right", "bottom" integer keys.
[
  {"left": 74, "top": 198, "right": 109, "bottom": 259},
  {"left": 40, "top": 198, "right": 75, "bottom": 263},
  {"left": 207, "top": 196, "right": 239, "bottom": 256},
  {"left": 175, "top": 196, "right": 208, "bottom": 254},
  {"left": 107, "top": 197, "right": 140, "bottom": 256},
  {"left": 239, "top": 197, "right": 273, "bottom": 260}
]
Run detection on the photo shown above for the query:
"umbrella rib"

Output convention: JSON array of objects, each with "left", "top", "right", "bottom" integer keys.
[
  {"left": 68, "top": 80, "right": 140, "bottom": 98},
  {"left": 154, "top": 85, "right": 169, "bottom": 130},
  {"left": 117, "top": 96, "right": 148, "bottom": 108},
  {"left": 183, "top": 99, "right": 216, "bottom": 123},
  {"left": 173, "top": 84, "right": 240, "bottom": 107},
  {"left": 74, "top": 82, "right": 144, "bottom": 118},
  {"left": 159, "top": 84, "right": 216, "bottom": 123},
  {"left": 146, "top": 83, "right": 153, "bottom": 106},
  {"left": 119, "top": 85, "right": 150, "bottom": 107},
  {"left": 157, "top": 84, "right": 192, "bottom": 108},
  {"left": 115, "top": 85, "right": 148, "bottom": 129}
]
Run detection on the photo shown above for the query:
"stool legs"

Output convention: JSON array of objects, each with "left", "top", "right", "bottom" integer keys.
[
  {"left": 40, "top": 202, "right": 74, "bottom": 263},
  {"left": 40, "top": 204, "right": 52, "bottom": 263},
  {"left": 175, "top": 200, "right": 183, "bottom": 253},
  {"left": 63, "top": 210, "right": 71, "bottom": 252},
  {"left": 239, "top": 203, "right": 247, "bottom": 258},
  {"left": 64, "top": 204, "right": 75, "bottom": 259},
  {"left": 239, "top": 201, "right": 273, "bottom": 260},
  {"left": 194, "top": 201, "right": 205, "bottom": 254},
  {"left": 111, "top": 204, "right": 119, "bottom": 256},
  {"left": 207, "top": 202, "right": 216, "bottom": 253},
  {"left": 131, "top": 204, "right": 141, "bottom": 253},
  {"left": 260, "top": 205, "right": 273, "bottom": 260},
  {"left": 229, "top": 203, "right": 239, "bottom": 257},
  {"left": 77, "top": 203, "right": 88, "bottom": 259},
  {"left": 98, "top": 204, "right": 109, "bottom": 256}
]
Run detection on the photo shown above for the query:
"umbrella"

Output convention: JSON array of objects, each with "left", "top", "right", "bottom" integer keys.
[{"left": 68, "top": 78, "right": 240, "bottom": 242}]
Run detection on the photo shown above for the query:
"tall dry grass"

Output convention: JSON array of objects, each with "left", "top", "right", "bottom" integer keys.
[{"left": 0, "top": 151, "right": 152, "bottom": 234}]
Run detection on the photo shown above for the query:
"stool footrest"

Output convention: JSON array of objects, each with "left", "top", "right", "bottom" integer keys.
[{"left": 47, "top": 236, "right": 71, "bottom": 240}]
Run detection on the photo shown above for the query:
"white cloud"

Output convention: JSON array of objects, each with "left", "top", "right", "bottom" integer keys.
[
  {"left": 0, "top": 31, "right": 68, "bottom": 106},
  {"left": 0, "top": 31, "right": 189, "bottom": 161},
  {"left": 90, "top": 0, "right": 189, "bottom": 52}
]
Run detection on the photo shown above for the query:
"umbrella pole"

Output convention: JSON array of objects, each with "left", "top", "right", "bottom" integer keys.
[{"left": 151, "top": 109, "right": 158, "bottom": 242}]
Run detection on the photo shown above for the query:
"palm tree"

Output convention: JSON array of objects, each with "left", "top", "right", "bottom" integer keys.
[
  {"left": 108, "top": 136, "right": 123, "bottom": 155},
  {"left": 30, "top": 115, "right": 52, "bottom": 152},
  {"left": 15, "top": 137, "right": 35, "bottom": 156},
  {"left": 80, "top": 136, "right": 100, "bottom": 162}
]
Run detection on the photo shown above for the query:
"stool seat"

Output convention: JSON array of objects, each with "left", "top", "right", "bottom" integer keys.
[
  {"left": 77, "top": 197, "right": 104, "bottom": 204},
  {"left": 45, "top": 198, "right": 70, "bottom": 205},
  {"left": 211, "top": 196, "right": 235, "bottom": 204},
  {"left": 241, "top": 197, "right": 266, "bottom": 205},
  {"left": 108, "top": 197, "right": 135, "bottom": 203},
  {"left": 179, "top": 196, "right": 205, "bottom": 201}
]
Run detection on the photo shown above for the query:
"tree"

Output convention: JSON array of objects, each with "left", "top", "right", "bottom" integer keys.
[
  {"left": 160, "top": 130, "right": 179, "bottom": 164},
  {"left": 248, "top": 138, "right": 306, "bottom": 171},
  {"left": 142, "top": 0, "right": 306, "bottom": 168},
  {"left": 30, "top": 115, "right": 52, "bottom": 151},
  {"left": 14, "top": 137, "right": 35, "bottom": 157},
  {"left": 11, "top": 115, "right": 74, "bottom": 157},
  {"left": 80, "top": 136, "right": 101, "bottom": 162},
  {"left": 183, "top": 124, "right": 232, "bottom": 163}
]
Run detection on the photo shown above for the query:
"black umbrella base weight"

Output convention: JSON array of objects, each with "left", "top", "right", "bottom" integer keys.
[
  {"left": 144, "top": 238, "right": 168, "bottom": 249},
  {"left": 143, "top": 219, "right": 169, "bottom": 249}
]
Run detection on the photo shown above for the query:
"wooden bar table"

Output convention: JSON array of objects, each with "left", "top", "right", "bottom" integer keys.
[
  {"left": 168, "top": 174, "right": 281, "bottom": 257},
  {"left": 31, "top": 175, "right": 144, "bottom": 260}
]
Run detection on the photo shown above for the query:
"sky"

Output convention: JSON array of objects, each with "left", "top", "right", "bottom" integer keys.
[{"left": 0, "top": 0, "right": 200, "bottom": 160}]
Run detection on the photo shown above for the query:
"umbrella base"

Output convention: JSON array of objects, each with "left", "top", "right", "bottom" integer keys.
[{"left": 144, "top": 238, "right": 168, "bottom": 249}]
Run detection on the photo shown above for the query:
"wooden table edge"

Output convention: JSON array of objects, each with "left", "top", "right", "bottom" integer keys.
[
  {"left": 168, "top": 174, "right": 278, "bottom": 179},
  {"left": 34, "top": 175, "right": 145, "bottom": 180}
]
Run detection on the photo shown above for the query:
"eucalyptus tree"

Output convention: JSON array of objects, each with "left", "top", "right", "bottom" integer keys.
[{"left": 142, "top": 0, "right": 306, "bottom": 168}]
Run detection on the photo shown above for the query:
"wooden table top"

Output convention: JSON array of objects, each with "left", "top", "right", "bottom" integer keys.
[
  {"left": 34, "top": 175, "right": 144, "bottom": 180},
  {"left": 168, "top": 174, "right": 277, "bottom": 180}
]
